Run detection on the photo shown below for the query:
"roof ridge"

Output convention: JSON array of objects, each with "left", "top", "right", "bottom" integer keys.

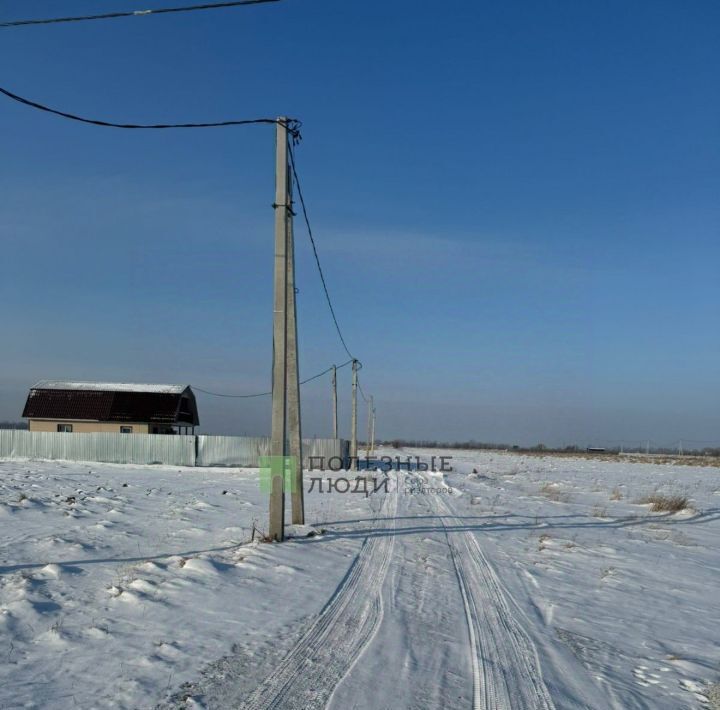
[{"left": 31, "top": 380, "right": 189, "bottom": 394}]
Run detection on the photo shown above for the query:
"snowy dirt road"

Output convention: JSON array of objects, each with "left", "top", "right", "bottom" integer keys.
[
  {"left": 190, "top": 469, "right": 585, "bottom": 710},
  {"left": 326, "top": 471, "right": 559, "bottom": 710}
]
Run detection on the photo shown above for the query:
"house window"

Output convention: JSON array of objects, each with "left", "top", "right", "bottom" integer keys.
[
  {"left": 57, "top": 424, "right": 73, "bottom": 433},
  {"left": 120, "top": 426, "right": 133, "bottom": 434},
  {"left": 152, "top": 426, "right": 159, "bottom": 434}
]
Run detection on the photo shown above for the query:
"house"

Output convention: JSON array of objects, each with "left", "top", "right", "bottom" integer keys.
[{"left": 22, "top": 381, "right": 199, "bottom": 434}]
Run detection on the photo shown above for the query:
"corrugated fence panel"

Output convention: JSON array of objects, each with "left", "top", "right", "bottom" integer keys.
[
  {"left": 1, "top": 431, "right": 195, "bottom": 466},
  {"left": 0, "top": 430, "right": 15, "bottom": 458},
  {"left": 304, "top": 438, "right": 349, "bottom": 469},
  {"left": 197, "top": 436, "right": 349, "bottom": 468},
  {"left": 196, "top": 436, "right": 270, "bottom": 467}
]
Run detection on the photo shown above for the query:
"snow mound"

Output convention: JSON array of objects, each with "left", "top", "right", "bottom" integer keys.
[{"left": 285, "top": 524, "right": 323, "bottom": 538}]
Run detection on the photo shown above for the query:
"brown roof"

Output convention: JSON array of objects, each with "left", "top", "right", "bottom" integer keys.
[{"left": 22, "top": 383, "right": 199, "bottom": 426}]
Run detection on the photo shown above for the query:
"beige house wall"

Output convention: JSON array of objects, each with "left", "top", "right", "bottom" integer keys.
[{"left": 29, "top": 420, "right": 151, "bottom": 434}]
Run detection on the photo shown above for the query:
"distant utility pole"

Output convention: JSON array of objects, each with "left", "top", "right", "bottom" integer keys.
[
  {"left": 350, "top": 360, "right": 358, "bottom": 468},
  {"left": 331, "top": 365, "right": 338, "bottom": 439},
  {"left": 366, "top": 395, "right": 375, "bottom": 458},
  {"left": 286, "top": 187, "right": 304, "bottom": 526},
  {"left": 366, "top": 394, "right": 373, "bottom": 458},
  {"left": 646, "top": 440, "right": 650, "bottom": 455},
  {"left": 269, "top": 117, "right": 290, "bottom": 542},
  {"left": 678, "top": 440, "right": 683, "bottom": 456}
]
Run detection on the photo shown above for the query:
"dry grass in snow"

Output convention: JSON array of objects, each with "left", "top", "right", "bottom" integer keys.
[{"left": 639, "top": 494, "right": 690, "bottom": 513}]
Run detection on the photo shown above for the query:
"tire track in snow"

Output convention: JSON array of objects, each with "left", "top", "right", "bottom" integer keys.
[
  {"left": 445, "top": 533, "right": 487, "bottom": 709},
  {"left": 427, "top": 478, "right": 555, "bottom": 710},
  {"left": 238, "top": 476, "right": 399, "bottom": 710}
]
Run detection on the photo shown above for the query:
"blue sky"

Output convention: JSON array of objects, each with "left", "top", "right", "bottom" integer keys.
[{"left": 1, "top": 0, "right": 718, "bottom": 446}]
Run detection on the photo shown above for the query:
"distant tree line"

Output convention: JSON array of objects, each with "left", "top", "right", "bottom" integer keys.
[
  {"left": 377, "top": 439, "right": 512, "bottom": 451},
  {"left": 374, "top": 439, "right": 720, "bottom": 457},
  {"left": 0, "top": 421, "right": 28, "bottom": 430}
]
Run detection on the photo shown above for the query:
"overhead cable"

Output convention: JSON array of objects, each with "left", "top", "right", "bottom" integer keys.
[
  {"left": 288, "top": 142, "right": 356, "bottom": 362},
  {"left": 0, "top": 85, "right": 301, "bottom": 138},
  {"left": 193, "top": 359, "right": 353, "bottom": 398},
  {"left": 0, "top": 0, "right": 281, "bottom": 29}
]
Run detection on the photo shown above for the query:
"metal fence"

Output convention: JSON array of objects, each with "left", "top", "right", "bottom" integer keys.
[
  {"left": 0, "top": 430, "right": 348, "bottom": 469},
  {"left": 196, "top": 435, "right": 269, "bottom": 467},
  {"left": 0, "top": 430, "right": 197, "bottom": 466},
  {"left": 196, "top": 436, "right": 348, "bottom": 468}
]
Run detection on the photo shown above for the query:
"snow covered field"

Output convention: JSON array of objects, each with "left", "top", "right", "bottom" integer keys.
[{"left": 1, "top": 451, "right": 718, "bottom": 709}]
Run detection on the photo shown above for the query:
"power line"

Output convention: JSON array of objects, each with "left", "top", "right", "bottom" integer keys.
[
  {"left": 300, "top": 361, "right": 352, "bottom": 387},
  {"left": 357, "top": 377, "right": 370, "bottom": 404},
  {"left": 287, "top": 146, "right": 376, "bottom": 405},
  {"left": 194, "top": 386, "right": 270, "bottom": 399},
  {"left": 193, "top": 359, "right": 353, "bottom": 398},
  {"left": 0, "top": 0, "right": 281, "bottom": 29},
  {"left": 0, "top": 85, "right": 301, "bottom": 137},
  {"left": 288, "top": 142, "right": 356, "bottom": 362}
]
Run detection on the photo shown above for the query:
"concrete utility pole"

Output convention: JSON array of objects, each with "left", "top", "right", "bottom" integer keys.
[
  {"left": 366, "top": 394, "right": 373, "bottom": 458},
  {"left": 269, "top": 117, "right": 290, "bottom": 542},
  {"left": 331, "top": 365, "right": 338, "bottom": 439},
  {"left": 286, "top": 186, "right": 304, "bottom": 525},
  {"left": 350, "top": 360, "right": 358, "bottom": 468}
]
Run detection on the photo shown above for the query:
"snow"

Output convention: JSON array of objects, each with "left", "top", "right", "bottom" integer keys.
[
  {"left": 400, "top": 448, "right": 720, "bottom": 709},
  {"left": 30, "top": 380, "right": 188, "bottom": 394},
  {"left": 1, "top": 451, "right": 719, "bottom": 709},
  {"left": 0, "top": 460, "right": 373, "bottom": 709}
]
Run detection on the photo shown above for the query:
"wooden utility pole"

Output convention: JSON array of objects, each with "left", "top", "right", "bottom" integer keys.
[
  {"left": 370, "top": 397, "right": 376, "bottom": 457},
  {"left": 331, "top": 365, "right": 338, "bottom": 439},
  {"left": 350, "top": 360, "right": 358, "bottom": 469},
  {"left": 286, "top": 187, "right": 304, "bottom": 525},
  {"left": 269, "top": 117, "right": 290, "bottom": 542}
]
